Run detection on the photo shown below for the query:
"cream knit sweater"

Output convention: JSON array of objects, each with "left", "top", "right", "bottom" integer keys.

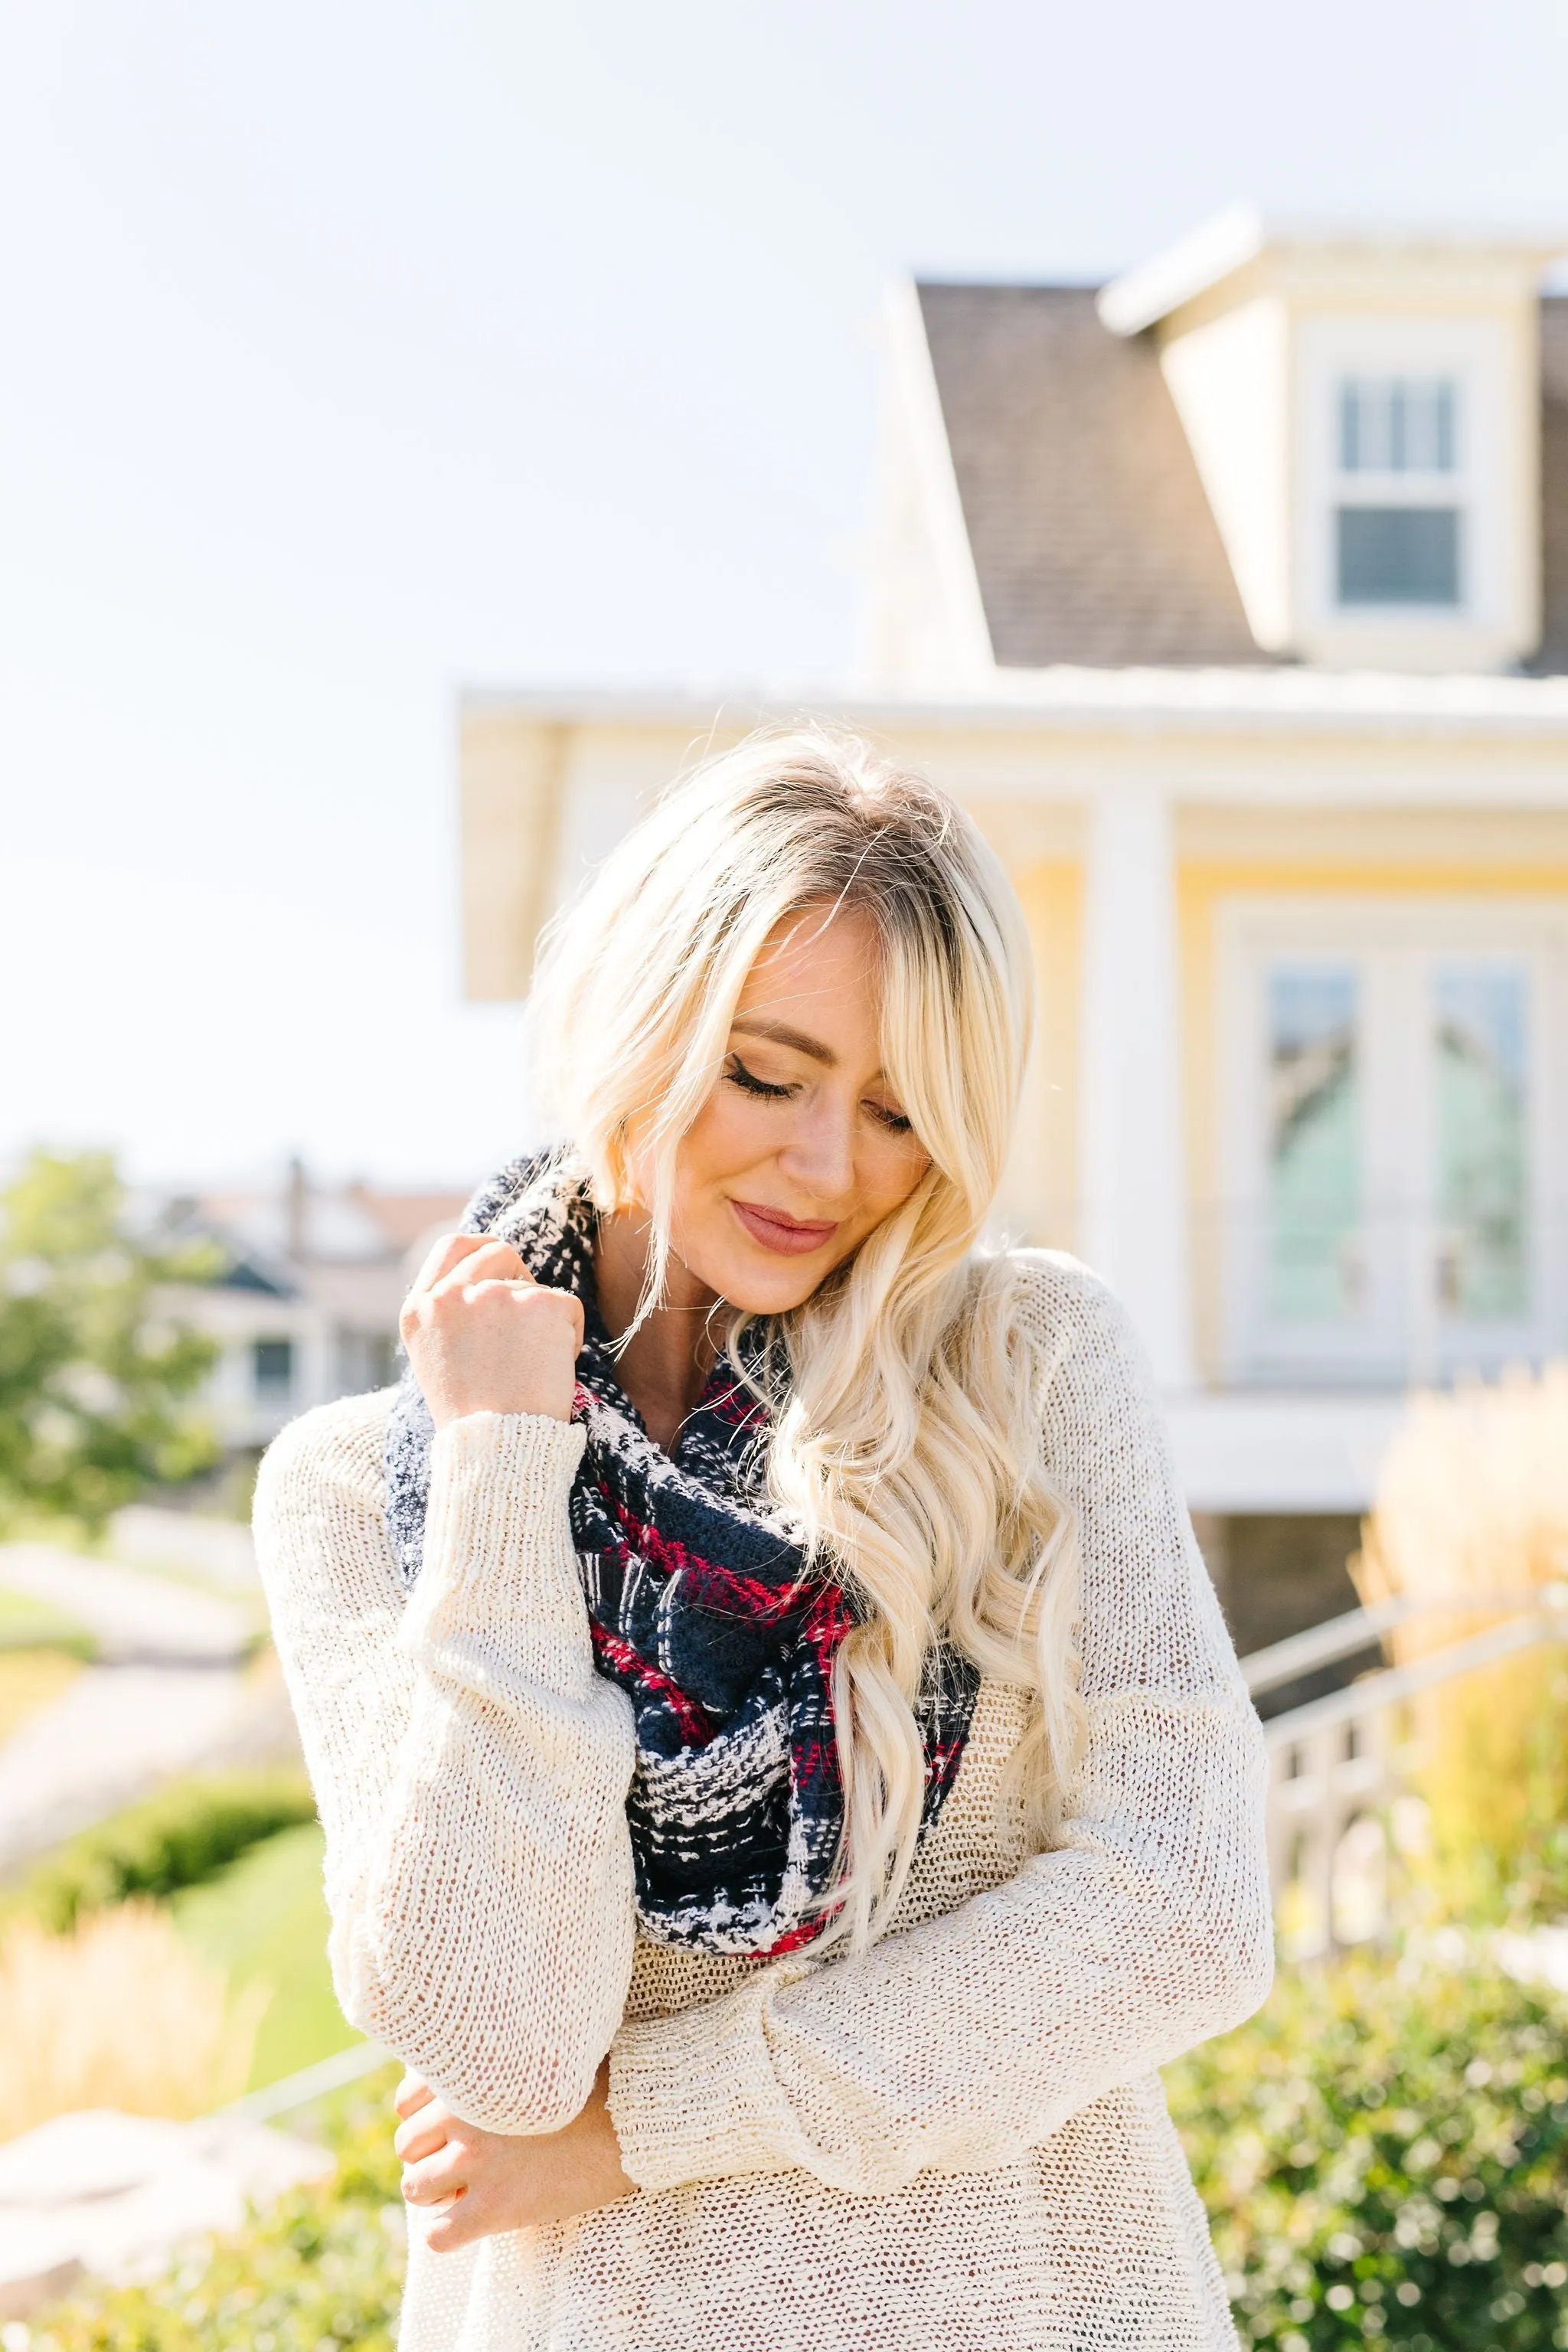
[{"left": 254, "top": 1251, "right": 1272, "bottom": 2352}]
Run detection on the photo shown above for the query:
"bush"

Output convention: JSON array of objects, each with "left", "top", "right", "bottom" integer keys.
[
  {"left": 1168, "top": 1947, "right": 1568, "bottom": 2349},
  {"left": 15, "top": 1769, "right": 318, "bottom": 1933},
  {"left": 28, "top": 2067, "right": 407, "bottom": 2352}
]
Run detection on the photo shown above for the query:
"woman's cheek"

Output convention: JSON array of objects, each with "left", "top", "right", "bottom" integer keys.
[{"left": 864, "top": 1137, "right": 930, "bottom": 1223}]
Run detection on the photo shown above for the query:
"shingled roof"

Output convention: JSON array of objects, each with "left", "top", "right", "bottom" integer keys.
[
  {"left": 918, "top": 281, "right": 1568, "bottom": 675},
  {"left": 1528, "top": 296, "right": 1568, "bottom": 676}
]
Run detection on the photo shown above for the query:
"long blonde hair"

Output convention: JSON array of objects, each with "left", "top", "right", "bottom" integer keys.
[{"left": 528, "top": 728, "right": 1083, "bottom": 1946}]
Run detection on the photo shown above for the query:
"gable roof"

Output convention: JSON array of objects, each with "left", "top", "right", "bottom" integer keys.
[{"left": 918, "top": 281, "right": 1568, "bottom": 675}]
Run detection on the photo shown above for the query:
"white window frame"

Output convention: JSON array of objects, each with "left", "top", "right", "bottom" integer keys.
[
  {"left": 1217, "top": 896, "right": 1567, "bottom": 1389},
  {"left": 1295, "top": 315, "right": 1506, "bottom": 641}
]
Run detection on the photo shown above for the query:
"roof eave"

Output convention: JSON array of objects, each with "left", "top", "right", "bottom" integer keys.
[{"left": 458, "top": 669, "right": 1568, "bottom": 740}]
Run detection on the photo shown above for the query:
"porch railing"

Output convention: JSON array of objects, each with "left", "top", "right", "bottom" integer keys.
[{"left": 1250, "top": 1588, "right": 1568, "bottom": 1955}]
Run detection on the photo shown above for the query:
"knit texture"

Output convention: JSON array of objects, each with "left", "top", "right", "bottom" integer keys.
[
  {"left": 253, "top": 1250, "right": 1273, "bottom": 2352},
  {"left": 384, "top": 1154, "right": 979, "bottom": 1953}
]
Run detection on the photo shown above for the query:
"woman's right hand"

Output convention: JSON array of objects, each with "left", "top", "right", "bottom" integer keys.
[{"left": 400, "top": 1233, "right": 585, "bottom": 1429}]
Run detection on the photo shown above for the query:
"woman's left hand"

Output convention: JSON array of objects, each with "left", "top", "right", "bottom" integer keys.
[{"left": 394, "top": 2061, "right": 637, "bottom": 2250}]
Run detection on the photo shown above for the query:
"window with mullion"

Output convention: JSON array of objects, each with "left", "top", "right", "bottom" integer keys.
[{"left": 1334, "top": 373, "right": 1464, "bottom": 609}]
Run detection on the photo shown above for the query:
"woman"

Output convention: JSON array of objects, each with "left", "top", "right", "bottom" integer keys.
[{"left": 255, "top": 731, "right": 1272, "bottom": 2352}]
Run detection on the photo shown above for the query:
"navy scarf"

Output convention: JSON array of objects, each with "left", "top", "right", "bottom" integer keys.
[{"left": 384, "top": 1155, "right": 979, "bottom": 1955}]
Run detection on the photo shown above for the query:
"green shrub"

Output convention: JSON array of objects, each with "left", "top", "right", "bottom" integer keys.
[
  {"left": 1168, "top": 1948, "right": 1568, "bottom": 2350},
  {"left": 17, "top": 1770, "right": 318, "bottom": 1933},
  {"left": 172, "top": 1820, "right": 358, "bottom": 2089},
  {"left": 31, "top": 2066, "right": 406, "bottom": 2351}
]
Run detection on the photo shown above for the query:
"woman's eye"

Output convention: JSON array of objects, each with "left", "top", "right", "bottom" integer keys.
[
  {"left": 867, "top": 1101, "right": 913, "bottom": 1135},
  {"left": 725, "top": 1054, "right": 797, "bottom": 1101}
]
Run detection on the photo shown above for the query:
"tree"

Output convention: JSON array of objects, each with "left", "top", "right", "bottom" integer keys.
[{"left": 0, "top": 1148, "right": 220, "bottom": 1529}]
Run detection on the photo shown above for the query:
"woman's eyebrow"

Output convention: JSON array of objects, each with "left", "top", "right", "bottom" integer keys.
[{"left": 730, "top": 1016, "right": 838, "bottom": 1068}]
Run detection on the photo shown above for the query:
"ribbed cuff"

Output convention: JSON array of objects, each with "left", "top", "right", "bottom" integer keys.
[
  {"left": 433, "top": 1406, "right": 585, "bottom": 1530},
  {"left": 400, "top": 1410, "right": 589, "bottom": 1671},
  {"left": 607, "top": 1962, "right": 815, "bottom": 2192}
]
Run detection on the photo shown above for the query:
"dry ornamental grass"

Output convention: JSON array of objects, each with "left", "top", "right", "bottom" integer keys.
[
  {"left": 0, "top": 1900, "right": 266, "bottom": 2133},
  {"left": 1355, "top": 1364, "right": 1568, "bottom": 1913}
]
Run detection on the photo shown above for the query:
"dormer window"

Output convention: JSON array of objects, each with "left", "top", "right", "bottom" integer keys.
[{"left": 1334, "top": 374, "right": 1463, "bottom": 608}]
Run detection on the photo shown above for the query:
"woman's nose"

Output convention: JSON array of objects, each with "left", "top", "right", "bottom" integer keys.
[{"left": 779, "top": 1099, "right": 856, "bottom": 1200}]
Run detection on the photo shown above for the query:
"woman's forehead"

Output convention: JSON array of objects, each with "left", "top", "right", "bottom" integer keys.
[{"left": 735, "top": 906, "right": 883, "bottom": 1028}]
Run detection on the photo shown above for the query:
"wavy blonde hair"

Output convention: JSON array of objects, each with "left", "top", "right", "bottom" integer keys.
[{"left": 528, "top": 728, "right": 1083, "bottom": 1948}]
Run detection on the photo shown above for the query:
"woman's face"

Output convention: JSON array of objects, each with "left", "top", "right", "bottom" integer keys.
[{"left": 655, "top": 903, "right": 933, "bottom": 1315}]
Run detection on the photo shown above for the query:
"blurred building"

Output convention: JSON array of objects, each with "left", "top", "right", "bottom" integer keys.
[
  {"left": 160, "top": 1163, "right": 469, "bottom": 1452},
  {"left": 456, "top": 210, "right": 1568, "bottom": 1650}
]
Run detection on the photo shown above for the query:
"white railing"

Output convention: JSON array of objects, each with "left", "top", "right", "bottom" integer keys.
[
  {"left": 219, "top": 2036, "right": 389, "bottom": 2124},
  {"left": 1252, "top": 1589, "right": 1568, "bottom": 1955}
]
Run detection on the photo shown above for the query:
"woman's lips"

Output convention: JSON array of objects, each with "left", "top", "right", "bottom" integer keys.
[{"left": 730, "top": 1199, "right": 841, "bottom": 1257}]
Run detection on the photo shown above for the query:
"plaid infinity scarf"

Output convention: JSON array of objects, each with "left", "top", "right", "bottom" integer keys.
[{"left": 384, "top": 1155, "right": 980, "bottom": 1955}]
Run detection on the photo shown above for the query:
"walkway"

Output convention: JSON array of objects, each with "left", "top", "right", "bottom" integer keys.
[{"left": 0, "top": 1544, "right": 289, "bottom": 1877}]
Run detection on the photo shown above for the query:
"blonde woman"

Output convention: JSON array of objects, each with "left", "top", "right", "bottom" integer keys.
[{"left": 255, "top": 732, "right": 1272, "bottom": 2352}]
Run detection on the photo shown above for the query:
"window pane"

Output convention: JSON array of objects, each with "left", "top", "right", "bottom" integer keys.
[
  {"left": 1388, "top": 381, "right": 1408, "bottom": 472},
  {"left": 1338, "top": 377, "right": 1459, "bottom": 475},
  {"left": 253, "top": 1337, "right": 295, "bottom": 1397},
  {"left": 1435, "top": 965, "right": 1529, "bottom": 1320},
  {"left": 1340, "top": 380, "right": 1387, "bottom": 472},
  {"left": 1337, "top": 507, "right": 1460, "bottom": 606},
  {"left": 1267, "top": 965, "right": 1361, "bottom": 1321}
]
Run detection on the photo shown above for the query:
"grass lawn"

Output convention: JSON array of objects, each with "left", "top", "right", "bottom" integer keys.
[
  {"left": 171, "top": 1820, "right": 361, "bottom": 2090},
  {"left": 0, "top": 1646, "right": 84, "bottom": 1743}
]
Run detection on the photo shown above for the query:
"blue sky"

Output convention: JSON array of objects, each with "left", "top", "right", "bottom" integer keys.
[{"left": 3, "top": 1, "right": 1566, "bottom": 1187}]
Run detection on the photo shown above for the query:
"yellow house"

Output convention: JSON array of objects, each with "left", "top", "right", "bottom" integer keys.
[{"left": 457, "top": 211, "right": 1568, "bottom": 1651}]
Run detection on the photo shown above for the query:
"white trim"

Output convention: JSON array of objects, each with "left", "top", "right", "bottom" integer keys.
[
  {"left": 1098, "top": 207, "right": 1568, "bottom": 338},
  {"left": 1165, "top": 1390, "right": 1403, "bottom": 1511},
  {"left": 458, "top": 668, "right": 1568, "bottom": 741},
  {"left": 880, "top": 279, "right": 996, "bottom": 684},
  {"left": 1097, "top": 204, "right": 1266, "bottom": 337}
]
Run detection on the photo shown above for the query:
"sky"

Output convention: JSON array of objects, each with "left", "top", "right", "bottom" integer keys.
[{"left": 3, "top": 1, "right": 1567, "bottom": 1191}]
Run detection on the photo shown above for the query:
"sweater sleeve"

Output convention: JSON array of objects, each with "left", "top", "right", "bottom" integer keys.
[
  {"left": 606, "top": 1259, "right": 1273, "bottom": 2196},
  {"left": 253, "top": 1396, "right": 637, "bottom": 2135}
]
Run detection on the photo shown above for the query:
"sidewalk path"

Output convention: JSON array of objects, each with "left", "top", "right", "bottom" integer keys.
[
  {"left": 0, "top": 1544, "right": 257, "bottom": 1664},
  {"left": 0, "top": 1544, "right": 289, "bottom": 1877}
]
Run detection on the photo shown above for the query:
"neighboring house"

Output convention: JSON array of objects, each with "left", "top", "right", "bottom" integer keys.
[
  {"left": 456, "top": 208, "right": 1568, "bottom": 1651},
  {"left": 159, "top": 1163, "right": 469, "bottom": 1451}
]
